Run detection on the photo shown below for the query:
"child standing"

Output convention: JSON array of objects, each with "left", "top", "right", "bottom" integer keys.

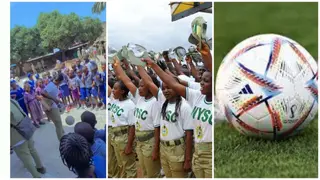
[
  {"left": 77, "top": 69, "right": 86, "bottom": 109},
  {"left": 82, "top": 65, "right": 93, "bottom": 109},
  {"left": 10, "top": 79, "right": 28, "bottom": 115},
  {"left": 59, "top": 70, "right": 72, "bottom": 112},
  {"left": 69, "top": 70, "right": 81, "bottom": 109},
  {"left": 100, "top": 61, "right": 107, "bottom": 110},
  {"left": 27, "top": 73, "right": 36, "bottom": 91},
  {"left": 24, "top": 83, "right": 44, "bottom": 128},
  {"left": 90, "top": 61, "right": 101, "bottom": 111},
  {"left": 35, "top": 79, "right": 45, "bottom": 96}
]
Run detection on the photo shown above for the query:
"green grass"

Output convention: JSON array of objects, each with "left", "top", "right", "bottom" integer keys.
[{"left": 214, "top": 2, "right": 318, "bottom": 178}]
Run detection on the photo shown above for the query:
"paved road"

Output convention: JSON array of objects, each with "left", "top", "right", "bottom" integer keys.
[{"left": 10, "top": 106, "right": 106, "bottom": 178}]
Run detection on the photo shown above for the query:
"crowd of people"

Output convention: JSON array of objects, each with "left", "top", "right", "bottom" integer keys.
[
  {"left": 107, "top": 40, "right": 212, "bottom": 178},
  {"left": 10, "top": 56, "right": 107, "bottom": 178}
]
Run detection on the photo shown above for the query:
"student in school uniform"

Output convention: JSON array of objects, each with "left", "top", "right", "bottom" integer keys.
[
  {"left": 100, "top": 60, "right": 107, "bottom": 110},
  {"left": 75, "top": 59, "right": 83, "bottom": 71},
  {"left": 10, "top": 79, "right": 28, "bottom": 115},
  {"left": 89, "top": 61, "right": 100, "bottom": 110},
  {"left": 113, "top": 58, "right": 161, "bottom": 178},
  {"left": 74, "top": 122, "right": 106, "bottom": 159},
  {"left": 59, "top": 133, "right": 106, "bottom": 178},
  {"left": 59, "top": 70, "right": 72, "bottom": 110},
  {"left": 143, "top": 41, "right": 213, "bottom": 178},
  {"left": 24, "top": 83, "right": 44, "bottom": 128},
  {"left": 76, "top": 69, "right": 86, "bottom": 109},
  {"left": 27, "top": 73, "right": 36, "bottom": 91},
  {"left": 107, "top": 78, "right": 120, "bottom": 178},
  {"left": 68, "top": 69, "right": 81, "bottom": 109},
  {"left": 82, "top": 65, "right": 94, "bottom": 109},
  {"left": 138, "top": 67, "right": 194, "bottom": 178},
  {"left": 80, "top": 111, "right": 106, "bottom": 142},
  {"left": 108, "top": 81, "right": 137, "bottom": 178}
]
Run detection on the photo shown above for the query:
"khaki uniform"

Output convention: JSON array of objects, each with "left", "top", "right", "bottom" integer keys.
[
  {"left": 44, "top": 108, "right": 65, "bottom": 141},
  {"left": 111, "top": 126, "right": 137, "bottom": 178},
  {"left": 192, "top": 142, "right": 212, "bottom": 178},
  {"left": 160, "top": 138, "right": 188, "bottom": 178},
  {"left": 10, "top": 99, "right": 44, "bottom": 178},
  {"left": 108, "top": 127, "right": 120, "bottom": 177},
  {"left": 136, "top": 130, "right": 161, "bottom": 178}
]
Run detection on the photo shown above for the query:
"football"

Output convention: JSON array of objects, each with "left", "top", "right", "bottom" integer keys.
[{"left": 216, "top": 34, "right": 318, "bottom": 139}]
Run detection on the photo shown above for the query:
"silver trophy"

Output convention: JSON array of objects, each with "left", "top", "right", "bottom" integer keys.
[
  {"left": 173, "top": 46, "right": 187, "bottom": 61},
  {"left": 187, "top": 46, "right": 203, "bottom": 64},
  {"left": 122, "top": 43, "right": 149, "bottom": 66}
]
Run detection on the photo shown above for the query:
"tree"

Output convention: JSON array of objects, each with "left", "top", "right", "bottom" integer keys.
[
  {"left": 37, "top": 11, "right": 82, "bottom": 60},
  {"left": 12, "top": 10, "right": 103, "bottom": 62},
  {"left": 37, "top": 11, "right": 82, "bottom": 51},
  {"left": 10, "top": 26, "right": 46, "bottom": 63},
  {"left": 79, "top": 17, "right": 103, "bottom": 44},
  {"left": 92, "top": 2, "right": 106, "bottom": 14}
]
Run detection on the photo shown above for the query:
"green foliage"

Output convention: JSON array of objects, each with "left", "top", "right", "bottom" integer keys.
[
  {"left": 79, "top": 17, "right": 103, "bottom": 43},
  {"left": 214, "top": 2, "right": 318, "bottom": 178},
  {"left": 11, "top": 10, "right": 103, "bottom": 63},
  {"left": 10, "top": 26, "right": 46, "bottom": 63},
  {"left": 37, "top": 11, "right": 82, "bottom": 50},
  {"left": 92, "top": 2, "right": 106, "bottom": 14}
]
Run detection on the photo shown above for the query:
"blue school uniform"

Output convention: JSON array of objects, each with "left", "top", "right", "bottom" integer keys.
[
  {"left": 92, "top": 72, "right": 103, "bottom": 98},
  {"left": 10, "top": 86, "right": 28, "bottom": 115},
  {"left": 28, "top": 79, "right": 35, "bottom": 91},
  {"left": 83, "top": 72, "right": 93, "bottom": 97},
  {"left": 100, "top": 71, "right": 106, "bottom": 105},
  {"left": 59, "top": 73, "right": 70, "bottom": 97},
  {"left": 92, "top": 155, "right": 106, "bottom": 178},
  {"left": 91, "top": 138, "right": 106, "bottom": 159},
  {"left": 95, "top": 128, "right": 106, "bottom": 143},
  {"left": 77, "top": 75, "right": 86, "bottom": 100}
]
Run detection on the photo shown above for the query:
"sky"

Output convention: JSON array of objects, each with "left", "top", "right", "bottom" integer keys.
[
  {"left": 108, "top": 1, "right": 213, "bottom": 52},
  {"left": 10, "top": 2, "right": 106, "bottom": 29}
]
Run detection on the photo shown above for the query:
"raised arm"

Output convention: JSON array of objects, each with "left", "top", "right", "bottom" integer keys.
[
  {"left": 186, "top": 55, "right": 200, "bottom": 82},
  {"left": 172, "top": 58, "right": 184, "bottom": 75},
  {"left": 137, "top": 66, "right": 159, "bottom": 98},
  {"left": 143, "top": 58, "right": 187, "bottom": 98},
  {"left": 123, "top": 59, "right": 141, "bottom": 84},
  {"left": 197, "top": 41, "right": 212, "bottom": 72},
  {"left": 113, "top": 59, "right": 137, "bottom": 96}
]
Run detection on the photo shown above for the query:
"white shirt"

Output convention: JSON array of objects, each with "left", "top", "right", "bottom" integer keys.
[
  {"left": 133, "top": 90, "right": 160, "bottom": 131},
  {"left": 178, "top": 74, "right": 195, "bottom": 82},
  {"left": 128, "top": 92, "right": 135, "bottom": 103},
  {"left": 186, "top": 88, "right": 212, "bottom": 143},
  {"left": 156, "top": 90, "right": 194, "bottom": 141},
  {"left": 188, "top": 81, "right": 201, "bottom": 90},
  {"left": 108, "top": 96, "right": 135, "bottom": 127}
]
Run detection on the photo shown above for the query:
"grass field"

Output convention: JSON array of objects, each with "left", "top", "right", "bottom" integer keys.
[{"left": 214, "top": 2, "right": 318, "bottom": 178}]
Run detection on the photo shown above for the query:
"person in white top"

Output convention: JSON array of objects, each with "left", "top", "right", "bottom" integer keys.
[
  {"left": 112, "top": 58, "right": 161, "bottom": 178},
  {"left": 142, "top": 41, "right": 212, "bottom": 178},
  {"left": 137, "top": 66, "right": 194, "bottom": 178},
  {"left": 107, "top": 80, "right": 137, "bottom": 178}
]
